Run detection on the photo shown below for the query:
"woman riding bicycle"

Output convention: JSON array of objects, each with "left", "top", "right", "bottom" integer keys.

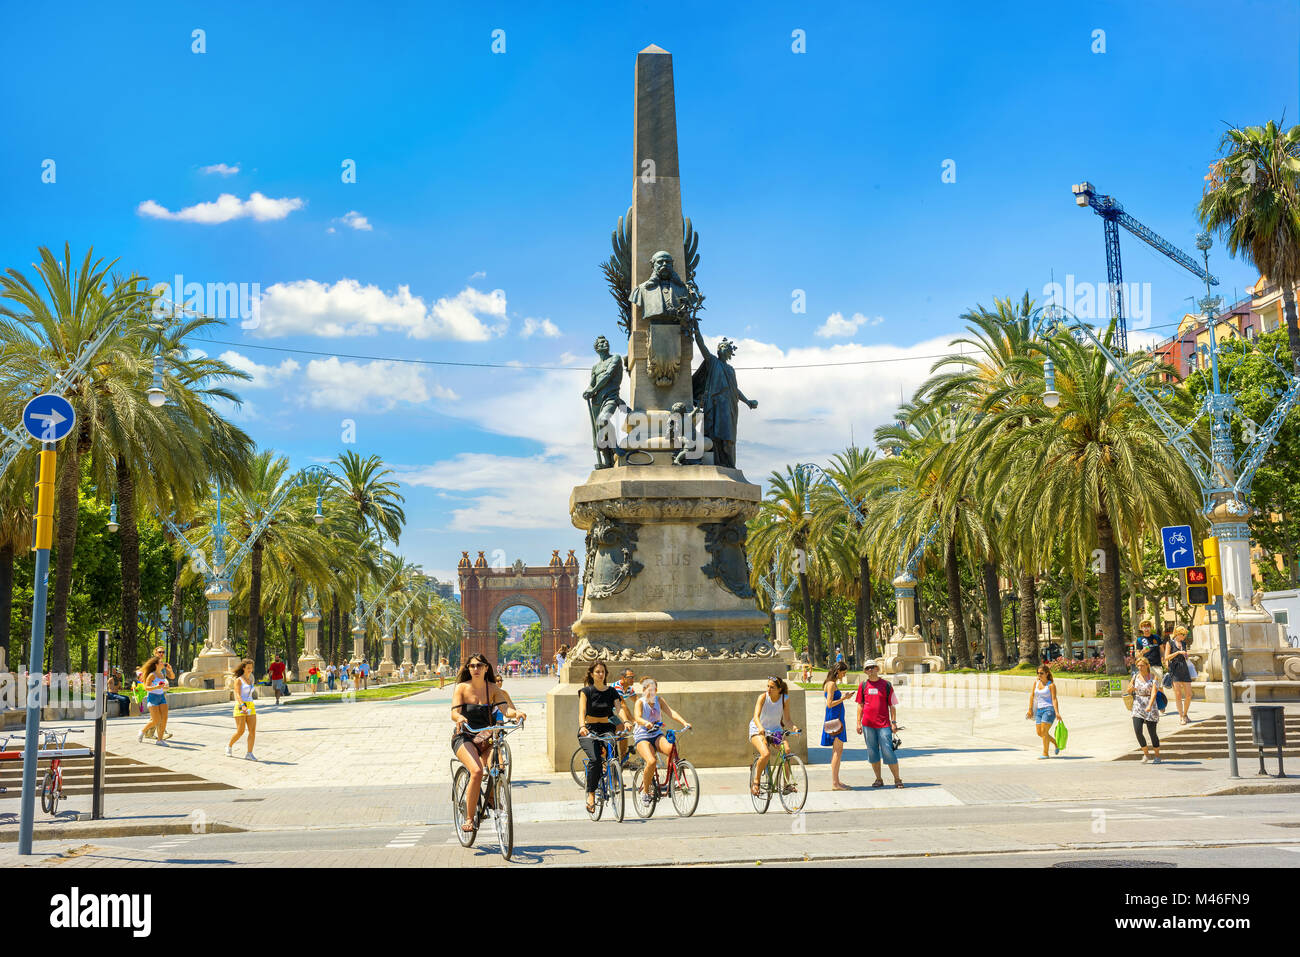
[
  {"left": 577, "top": 660, "right": 632, "bottom": 814},
  {"left": 451, "top": 654, "right": 526, "bottom": 833},
  {"left": 631, "top": 676, "right": 690, "bottom": 799},
  {"left": 749, "top": 676, "right": 799, "bottom": 796}
]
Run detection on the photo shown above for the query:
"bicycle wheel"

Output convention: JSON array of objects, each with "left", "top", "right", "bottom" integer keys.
[
  {"left": 778, "top": 754, "right": 808, "bottom": 814},
  {"left": 629, "top": 765, "right": 657, "bottom": 819},
  {"left": 749, "top": 757, "right": 772, "bottom": 814},
  {"left": 40, "top": 770, "right": 54, "bottom": 814},
  {"left": 608, "top": 760, "right": 625, "bottom": 822},
  {"left": 570, "top": 747, "right": 587, "bottom": 788},
  {"left": 492, "top": 776, "right": 514, "bottom": 861},
  {"left": 451, "top": 767, "right": 478, "bottom": 847},
  {"left": 670, "top": 760, "right": 700, "bottom": 818},
  {"left": 498, "top": 740, "right": 512, "bottom": 783}
]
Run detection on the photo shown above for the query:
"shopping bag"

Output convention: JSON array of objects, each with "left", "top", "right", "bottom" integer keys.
[{"left": 1052, "top": 718, "right": 1068, "bottom": 753}]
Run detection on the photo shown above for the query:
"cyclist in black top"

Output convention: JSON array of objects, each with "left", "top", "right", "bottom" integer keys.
[
  {"left": 451, "top": 654, "right": 526, "bottom": 833},
  {"left": 577, "top": 660, "right": 632, "bottom": 813}
]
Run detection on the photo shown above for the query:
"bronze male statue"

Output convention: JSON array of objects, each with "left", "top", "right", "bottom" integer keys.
[
  {"left": 629, "top": 250, "right": 692, "bottom": 319},
  {"left": 583, "top": 335, "right": 624, "bottom": 469},
  {"left": 691, "top": 328, "right": 756, "bottom": 468}
]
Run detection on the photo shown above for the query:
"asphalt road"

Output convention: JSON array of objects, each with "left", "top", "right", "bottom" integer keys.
[{"left": 20, "top": 791, "right": 1300, "bottom": 867}]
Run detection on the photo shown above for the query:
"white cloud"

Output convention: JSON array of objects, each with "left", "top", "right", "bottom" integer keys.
[
  {"left": 521, "top": 317, "right": 561, "bottom": 339},
  {"left": 340, "top": 210, "right": 372, "bottom": 231},
  {"left": 137, "top": 192, "right": 305, "bottom": 224},
  {"left": 250, "top": 279, "right": 508, "bottom": 340},
  {"left": 200, "top": 163, "right": 240, "bottom": 176},
  {"left": 468, "top": 270, "right": 487, "bottom": 280},
  {"left": 217, "top": 350, "right": 300, "bottom": 388},
  {"left": 397, "top": 453, "right": 576, "bottom": 531},
  {"left": 301, "top": 357, "right": 457, "bottom": 410},
  {"left": 815, "top": 311, "right": 884, "bottom": 338}
]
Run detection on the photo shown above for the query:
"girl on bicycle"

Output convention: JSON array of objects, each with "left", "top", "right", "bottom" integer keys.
[
  {"left": 577, "top": 660, "right": 631, "bottom": 814},
  {"left": 227, "top": 659, "right": 259, "bottom": 760},
  {"left": 451, "top": 654, "right": 525, "bottom": 833},
  {"left": 632, "top": 676, "right": 690, "bottom": 799},
  {"left": 749, "top": 676, "right": 799, "bottom": 796}
]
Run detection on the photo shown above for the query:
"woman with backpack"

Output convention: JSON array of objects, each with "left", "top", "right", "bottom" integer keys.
[
  {"left": 1163, "top": 625, "right": 1195, "bottom": 725},
  {"left": 854, "top": 660, "right": 903, "bottom": 789}
]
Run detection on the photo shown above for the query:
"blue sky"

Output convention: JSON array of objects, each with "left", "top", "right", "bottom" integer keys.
[{"left": 2, "top": 0, "right": 1296, "bottom": 586}]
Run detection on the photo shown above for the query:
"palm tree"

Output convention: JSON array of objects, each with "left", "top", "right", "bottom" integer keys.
[
  {"left": 981, "top": 326, "right": 1201, "bottom": 674},
  {"left": 749, "top": 466, "right": 824, "bottom": 664},
  {"left": 331, "top": 451, "right": 406, "bottom": 544},
  {"left": 821, "top": 446, "right": 878, "bottom": 664},
  {"left": 0, "top": 245, "right": 151, "bottom": 673},
  {"left": 0, "top": 458, "right": 34, "bottom": 667},
  {"left": 1198, "top": 120, "right": 1300, "bottom": 367},
  {"left": 920, "top": 295, "right": 1041, "bottom": 668}
]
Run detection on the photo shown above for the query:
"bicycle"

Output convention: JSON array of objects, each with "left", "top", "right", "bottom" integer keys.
[
  {"left": 750, "top": 729, "right": 806, "bottom": 814},
  {"left": 579, "top": 729, "right": 629, "bottom": 822},
  {"left": 450, "top": 719, "right": 524, "bottom": 861},
  {"left": 570, "top": 729, "right": 643, "bottom": 787},
  {"left": 626, "top": 725, "right": 699, "bottom": 819},
  {"left": 39, "top": 729, "right": 70, "bottom": 815}
]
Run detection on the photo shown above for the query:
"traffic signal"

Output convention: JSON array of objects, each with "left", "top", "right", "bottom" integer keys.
[
  {"left": 1202, "top": 536, "right": 1223, "bottom": 596},
  {"left": 1184, "top": 565, "right": 1211, "bottom": 606}
]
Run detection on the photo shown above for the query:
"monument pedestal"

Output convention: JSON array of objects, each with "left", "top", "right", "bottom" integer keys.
[
  {"left": 179, "top": 584, "right": 239, "bottom": 689},
  {"left": 879, "top": 573, "right": 944, "bottom": 675},
  {"left": 1190, "top": 604, "right": 1300, "bottom": 700},
  {"left": 546, "top": 463, "right": 800, "bottom": 769},
  {"left": 296, "top": 607, "right": 325, "bottom": 681}
]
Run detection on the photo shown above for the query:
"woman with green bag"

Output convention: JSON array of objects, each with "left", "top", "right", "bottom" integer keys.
[{"left": 1025, "top": 664, "right": 1062, "bottom": 759}]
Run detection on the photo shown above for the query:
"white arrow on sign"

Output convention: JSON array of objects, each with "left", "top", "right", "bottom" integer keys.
[
  {"left": 30, "top": 409, "right": 66, "bottom": 428},
  {"left": 1171, "top": 547, "right": 1187, "bottom": 562}
]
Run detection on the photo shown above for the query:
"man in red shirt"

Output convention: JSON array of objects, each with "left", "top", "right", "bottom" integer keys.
[
  {"left": 268, "top": 655, "right": 287, "bottom": 705},
  {"left": 854, "top": 660, "right": 903, "bottom": 789}
]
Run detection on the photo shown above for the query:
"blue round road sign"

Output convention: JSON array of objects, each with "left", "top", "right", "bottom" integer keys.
[{"left": 21, "top": 393, "right": 76, "bottom": 442}]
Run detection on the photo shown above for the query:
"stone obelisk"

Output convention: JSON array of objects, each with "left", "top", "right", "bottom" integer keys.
[
  {"left": 628, "top": 45, "right": 692, "bottom": 416},
  {"left": 547, "top": 46, "right": 802, "bottom": 771}
]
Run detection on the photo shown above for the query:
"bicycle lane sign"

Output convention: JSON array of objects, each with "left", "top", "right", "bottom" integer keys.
[{"left": 1161, "top": 525, "right": 1194, "bottom": 570}]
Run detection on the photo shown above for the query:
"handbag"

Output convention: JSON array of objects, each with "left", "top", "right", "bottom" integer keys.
[
  {"left": 823, "top": 718, "right": 843, "bottom": 735},
  {"left": 1187, "top": 660, "right": 1198, "bottom": 680},
  {"left": 1162, "top": 672, "right": 1174, "bottom": 689}
]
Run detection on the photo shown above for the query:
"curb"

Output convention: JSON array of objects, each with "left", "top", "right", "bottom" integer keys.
[
  {"left": 0, "top": 820, "right": 247, "bottom": 843},
  {"left": 1205, "top": 779, "right": 1300, "bottom": 797}
]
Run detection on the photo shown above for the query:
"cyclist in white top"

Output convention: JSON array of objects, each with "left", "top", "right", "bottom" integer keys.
[
  {"left": 227, "top": 659, "right": 259, "bottom": 761},
  {"left": 749, "top": 676, "right": 799, "bottom": 796}
]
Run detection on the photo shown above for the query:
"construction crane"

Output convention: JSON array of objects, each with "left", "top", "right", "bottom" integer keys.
[{"left": 1070, "top": 181, "right": 1219, "bottom": 352}]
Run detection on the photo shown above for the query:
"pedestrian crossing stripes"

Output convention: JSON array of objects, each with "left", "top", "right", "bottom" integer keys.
[{"left": 385, "top": 828, "right": 427, "bottom": 849}]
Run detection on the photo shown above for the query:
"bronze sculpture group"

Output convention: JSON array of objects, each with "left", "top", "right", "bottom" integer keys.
[{"left": 586, "top": 246, "right": 756, "bottom": 470}]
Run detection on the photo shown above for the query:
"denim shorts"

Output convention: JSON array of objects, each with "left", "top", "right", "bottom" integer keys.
[
  {"left": 1035, "top": 707, "right": 1056, "bottom": 725},
  {"left": 146, "top": 693, "right": 166, "bottom": 707},
  {"left": 863, "top": 725, "right": 897, "bottom": 765}
]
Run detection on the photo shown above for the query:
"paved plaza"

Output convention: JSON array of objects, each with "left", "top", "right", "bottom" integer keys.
[{"left": 2, "top": 676, "right": 1296, "bottom": 866}]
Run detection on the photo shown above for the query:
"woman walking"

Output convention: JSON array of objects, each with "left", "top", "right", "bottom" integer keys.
[
  {"left": 821, "top": 662, "right": 852, "bottom": 789},
  {"left": 555, "top": 644, "right": 569, "bottom": 682},
  {"left": 1163, "top": 625, "right": 1195, "bottom": 725},
  {"left": 451, "top": 654, "right": 525, "bottom": 832},
  {"left": 631, "top": 676, "right": 690, "bottom": 799},
  {"left": 577, "top": 660, "right": 631, "bottom": 813},
  {"left": 749, "top": 677, "right": 799, "bottom": 796},
  {"left": 437, "top": 657, "right": 448, "bottom": 690},
  {"left": 1126, "top": 655, "right": 1162, "bottom": 764},
  {"left": 136, "top": 651, "right": 173, "bottom": 745},
  {"left": 1025, "top": 664, "right": 1061, "bottom": 758},
  {"left": 227, "top": 659, "right": 259, "bottom": 760}
]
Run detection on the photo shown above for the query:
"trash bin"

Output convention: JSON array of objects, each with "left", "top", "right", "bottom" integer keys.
[
  {"left": 1249, "top": 705, "right": 1287, "bottom": 778},
  {"left": 1250, "top": 705, "right": 1286, "bottom": 748}
]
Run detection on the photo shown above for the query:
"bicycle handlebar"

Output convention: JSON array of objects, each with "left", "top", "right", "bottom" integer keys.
[{"left": 459, "top": 720, "right": 524, "bottom": 736}]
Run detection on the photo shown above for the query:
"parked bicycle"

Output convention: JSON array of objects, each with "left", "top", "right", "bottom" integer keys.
[
  {"left": 40, "top": 729, "right": 70, "bottom": 815},
  {"left": 582, "top": 730, "right": 629, "bottom": 822},
  {"left": 450, "top": 719, "right": 524, "bottom": 860},
  {"left": 627, "top": 725, "right": 699, "bottom": 818},
  {"left": 750, "top": 729, "right": 806, "bottom": 814}
]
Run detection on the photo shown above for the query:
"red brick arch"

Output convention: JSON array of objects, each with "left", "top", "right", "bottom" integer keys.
[{"left": 457, "top": 550, "right": 580, "bottom": 669}]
